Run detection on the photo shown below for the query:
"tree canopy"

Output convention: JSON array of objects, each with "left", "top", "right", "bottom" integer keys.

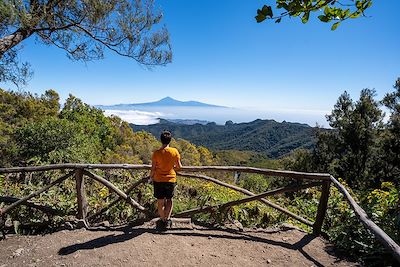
[
  {"left": 0, "top": 0, "right": 172, "bottom": 86},
  {"left": 285, "top": 78, "right": 400, "bottom": 190},
  {"left": 256, "top": 0, "right": 373, "bottom": 30}
]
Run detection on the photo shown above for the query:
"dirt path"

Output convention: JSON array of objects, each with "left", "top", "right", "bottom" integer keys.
[{"left": 0, "top": 222, "right": 357, "bottom": 267}]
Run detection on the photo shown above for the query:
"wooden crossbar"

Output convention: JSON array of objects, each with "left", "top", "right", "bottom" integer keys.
[
  {"left": 0, "top": 164, "right": 331, "bottom": 180},
  {"left": 0, "top": 196, "right": 61, "bottom": 215},
  {"left": 83, "top": 170, "right": 147, "bottom": 213},
  {"left": 0, "top": 171, "right": 74, "bottom": 216},
  {"left": 175, "top": 182, "right": 320, "bottom": 218},
  {"left": 178, "top": 172, "right": 314, "bottom": 226},
  {"left": 87, "top": 175, "right": 148, "bottom": 220}
]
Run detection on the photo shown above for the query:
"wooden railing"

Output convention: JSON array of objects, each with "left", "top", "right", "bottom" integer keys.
[{"left": 0, "top": 164, "right": 399, "bottom": 262}]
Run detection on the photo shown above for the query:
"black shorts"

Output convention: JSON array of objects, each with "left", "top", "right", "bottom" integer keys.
[{"left": 153, "top": 182, "right": 176, "bottom": 199}]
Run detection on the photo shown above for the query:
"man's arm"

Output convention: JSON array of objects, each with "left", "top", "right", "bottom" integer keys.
[
  {"left": 150, "top": 161, "right": 156, "bottom": 179},
  {"left": 174, "top": 152, "right": 182, "bottom": 171},
  {"left": 149, "top": 153, "right": 156, "bottom": 181}
]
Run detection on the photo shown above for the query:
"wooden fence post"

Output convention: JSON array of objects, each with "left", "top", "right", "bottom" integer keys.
[
  {"left": 313, "top": 180, "right": 331, "bottom": 235},
  {"left": 75, "top": 168, "right": 88, "bottom": 222}
]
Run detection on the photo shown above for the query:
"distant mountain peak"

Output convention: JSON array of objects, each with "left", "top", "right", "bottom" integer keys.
[{"left": 157, "top": 97, "right": 181, "bottom": 104}]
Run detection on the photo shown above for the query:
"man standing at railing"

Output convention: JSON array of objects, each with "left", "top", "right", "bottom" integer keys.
[{"left": 150, "top": 130, "right": 182, "bottom": 230}]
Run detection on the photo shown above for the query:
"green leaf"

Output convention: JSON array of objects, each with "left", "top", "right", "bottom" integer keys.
[
  {"left": 292, "top": 12, "right": 301, "bottom": 17},
  {"left": 255, "top": 5, "right": 273, "bottom": 22},
  {"left": 301, "top": 12, "right": 310, "bottom": 24},
  {"left": 324, "top": 6, "right": 331, "bottom": 16},
  {"left": 255, "top": 14, "right": 266, "bottom": 23},
  {"left": 318, "top": 15, "right": 330, "bottom": 23},
  {"left": 331, "top": 21, "right": 340, "bottom": 31},
  {"left": 261, "top": 5, "right": 273, "bottom": 18},
  {"left": 342, "top": 9, "right": 350, "bottom": 19},
  {"left": 350, "top": 11, "right": 361, "bottom": 18}
]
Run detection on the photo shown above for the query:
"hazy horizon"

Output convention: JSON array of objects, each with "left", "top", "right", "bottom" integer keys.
[{"left": 102, "top": 105, "right": 329, "bottom": 127}]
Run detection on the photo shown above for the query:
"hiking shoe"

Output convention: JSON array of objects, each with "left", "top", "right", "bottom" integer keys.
[{"left": 156, "top": 219, "right": 167, "bottom": 231}]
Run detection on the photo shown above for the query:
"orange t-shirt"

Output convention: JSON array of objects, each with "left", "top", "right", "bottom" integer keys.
[{"left": 152, "top": 147, "right": 180, "bottom": 182}]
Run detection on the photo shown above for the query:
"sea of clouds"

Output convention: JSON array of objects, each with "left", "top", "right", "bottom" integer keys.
[{"left": 103, "top": 110, "right": 163, "bottom": 125}]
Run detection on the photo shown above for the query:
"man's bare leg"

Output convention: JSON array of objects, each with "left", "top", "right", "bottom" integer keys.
[
  {"left": 164, "top": 199, "right": 173, "bottom": 220},
  {"left": 157, "top": 199, "right": 166, "bottom": 221}
]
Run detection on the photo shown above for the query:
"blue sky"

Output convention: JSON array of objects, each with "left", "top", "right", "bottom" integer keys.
[{"left": 1, "top": 0, "right": 399, "bottom": 126}]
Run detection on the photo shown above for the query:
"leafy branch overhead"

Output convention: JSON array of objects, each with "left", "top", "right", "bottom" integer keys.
[
  {"left": 0, "top": 0, "right": 172, "bottom": 86},
  {"left": 256, "top": 0, "right": 373, "bottom": 30}
]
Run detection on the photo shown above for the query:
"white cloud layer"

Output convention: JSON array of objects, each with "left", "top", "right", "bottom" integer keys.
[
  {"left": 102, "top": 106, "right": 330, "bottom": 127},
  {"left": 104, "top": 110, "right": 162, "bottom": 125}
]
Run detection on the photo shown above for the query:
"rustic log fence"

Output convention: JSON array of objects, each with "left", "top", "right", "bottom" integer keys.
[{"left": 0, "top": 164, "right": 399, "bottom": 262}]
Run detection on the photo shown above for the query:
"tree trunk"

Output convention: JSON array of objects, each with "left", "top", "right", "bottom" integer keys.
[{"left": 0, "top": 29, "right": 35, "bottom": 57}]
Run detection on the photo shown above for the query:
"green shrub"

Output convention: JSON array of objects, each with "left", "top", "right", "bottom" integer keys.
[{"left": 325, "top": 179, "right": 400, "bottom": 265}]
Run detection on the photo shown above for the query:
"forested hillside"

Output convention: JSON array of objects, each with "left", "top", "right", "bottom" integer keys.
[{"left": 132, "top": 119, "right": 317, "bottom": 158}]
